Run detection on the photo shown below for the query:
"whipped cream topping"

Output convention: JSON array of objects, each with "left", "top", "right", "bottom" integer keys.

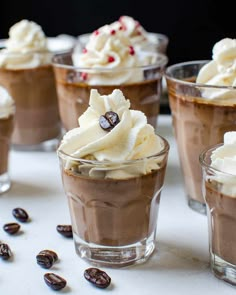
[
  {"left": 58, "top": 89, "right": 165, "bottom": 179},
  {"left": 72, "top": 17, "right": 164, "bottom": 85},
  {"left": 196, "top": 38, "right": 236, "bottom": 100},
  {"left": 210, "top": 131, "right": 236, "bottom": 197},
  {"left": 0, "top": 19, "right": 52, "bottom": 69},
  {"left": 0, "top": 86, "right": 15, "bottom": 118}
]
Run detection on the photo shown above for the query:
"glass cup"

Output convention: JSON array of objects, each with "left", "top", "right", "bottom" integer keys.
[
  {"left": 76, "top": 32, "right": 169, "bottom": 55},
  {"left": 52, "top": 51, "right": 167, "bottom": 131},
  {"left": 0, "top": 103, "right": 15, "bottom": 194},
  {"left": 200, "top": 144, "right": 236, "bottom": 286},
  {"left": 0, "top": 38, "right": 75, "bottom": 151},
  {"left": 58, "top": 135, "right": 169, "bottom": 267},
  {"left": 165, "top": 61, "right": 236, "bottom": 214}
]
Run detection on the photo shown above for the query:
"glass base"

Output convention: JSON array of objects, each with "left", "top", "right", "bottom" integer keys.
[
  {"left": 188, "top": 198, "right": 206, "bottom": 215},
  {"left": 0, "top": 172, "right": 11, "bottom": 194},
  {"left": 11, "top": 136, "right": 61, "bottom": 152},
  {"left": 211, "top": 252, "right": 236, "bottom": 286},
  {"left": 73, "top": 232, "right": 156, "bottom": 268}
]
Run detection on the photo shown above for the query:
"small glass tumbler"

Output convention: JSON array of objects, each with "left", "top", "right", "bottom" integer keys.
[
  {"left": 0, "top": 105, "right": 15, "bottom": 194},
  {"left": 52, "top": 52, "right": 167, "bottom": 131},
  {"left": 200, "top": 144, "right": 236, "bottom": 286},
  {"left": 165, "top": 61, "right": 236, "bottom": 214},
  {"left": 58, "top": 136, "right": 169, "bottom": 267}
]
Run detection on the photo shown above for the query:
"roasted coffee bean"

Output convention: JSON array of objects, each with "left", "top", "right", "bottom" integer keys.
[
  {"left": 56, "top": 225, "right": 73, "bottom": 238},
  {"left": 44, "top": 273, "right": 67, "bottom": 291},
  {"left": 84, "top": 267, "right": 111, "bottom": 289},
  {"left": 99, "top": 111, "right": 120, "bottom": 131},
  {"left": 12, "top": 207, "right": 29, "bottom": 222},
  {"left": 0, "top": 243, "right": 12, "bottom": 260},
  {"left": 36, "top": 253, "right": 54, "bottom": 269},
  {"left": 39, "top": 250, "right": 58, "bottom": 263},
  {"left": 3, "top": 222, "right": 20, "bottom": 234}
]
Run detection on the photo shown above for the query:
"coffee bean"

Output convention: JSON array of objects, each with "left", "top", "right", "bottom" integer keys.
[
  {"left": 84, "top": 267, "right": 111, "bottom": 289},
  {"left": 3, "top": 222, "right": 20, "bottom": 234},
  {"left": 56, "top": 225, "right": 73, "bottom": 238},
  {"left": 39, "top": 250, "right": 58, "bottom": 263},
  {"left": 0, "top": 243, "right": 12, "bottom": 260},
  {"left": 12, "top": 207, "right": 29, "bottom": 222},
  {"left": 36, "top": 253, "right": 54, "bottom": 269},
  {"left": 44, "top": 273, "right": 67, "bottom": 291},
  {"left": 99, "top": 111, "right": 120, "bottom": 131}
]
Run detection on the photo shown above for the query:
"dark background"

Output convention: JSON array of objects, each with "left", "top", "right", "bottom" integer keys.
[{"left": 0, "top": 0, "right": 234, "bottom": 66}]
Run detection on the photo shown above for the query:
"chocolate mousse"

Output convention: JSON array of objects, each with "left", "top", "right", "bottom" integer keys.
[
  {"left": 0, "top": 115, "right": 14, "bottom": 174},
  {"left": 205, "top": 180, "right": 236, "bottom": 264},
  {"left": 62, "top": 162, "right": 167, "bottom": 246}
]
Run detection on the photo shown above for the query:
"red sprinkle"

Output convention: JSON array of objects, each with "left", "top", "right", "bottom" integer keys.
[
  {"left": 110, "top": 29, "right": 116, "bottom": 35},
  {"left": 135, "top": 21, "right": 140, "bottom": 28},
  {"left": 129, "top": 46, "right": 135, "bottom": 55},
  {"left": 108, "top": 56, "right": 115, "bottom": 63},
  {"left": 82, "top": 48, "right": 87, "bottom": 54},
  {"left": 80, "top": 72, "right": 88, "bottom": 81},
  {"left": 94, "top": 30, "right": 99, "bottom": 35}
]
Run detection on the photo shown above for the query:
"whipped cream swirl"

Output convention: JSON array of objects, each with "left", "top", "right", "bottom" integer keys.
[
  {"left": 0, "top": 86, "right": 15, "bottom": 118},
  {"left": 210, "top": 131, "right": 236, "bottom": 197},
  {"left": 58, "top": 89, "right": 165, "bottom": 179},
  {"left": 0, "top": 19, "right": 52, "bottom": 69},
  {"left": 196, "top": 38, "right": 236, "bottom": 100}
]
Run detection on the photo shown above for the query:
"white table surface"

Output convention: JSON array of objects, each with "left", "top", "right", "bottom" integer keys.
[{"left": 0, "top": 114, "right": 235, "bottom": 295}]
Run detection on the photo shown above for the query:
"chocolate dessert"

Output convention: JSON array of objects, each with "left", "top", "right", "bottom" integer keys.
[{"left": 0, "top": 115, "right": 14, "bottom": 174}]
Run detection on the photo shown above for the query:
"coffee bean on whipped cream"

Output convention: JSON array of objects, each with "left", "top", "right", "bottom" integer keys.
[
  {"left": 56, "top": 225, "right": 73, "bottom": 238},
  {"left": 12, "top": 207, "right": 29, "bottom": 222},
  {"left": 0, "top": 243, "right": 12, "bottom": 260},
  {"left": 99, "top": 111, "right": 120, "bottom": 131},
  {"left": 3, "top": 222, "right": 20, "bottom": 234}
]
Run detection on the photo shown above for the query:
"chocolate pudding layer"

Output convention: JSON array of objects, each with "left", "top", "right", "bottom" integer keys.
[
  {"left": 54, "top": 66, "right": 161, "bottom": 130},
  {"left": 62, "top": 165, "right": 166, "bottom": 247},
  {"left": 0, "top": 65, "right": 60, "bottom": 145},
  {"left": 0, "top": 115, "right": 14, "bottom": 174},
  {"left": 205, "top": 181, "right": 236, "bottom": 264},
  {"left": 167, "top": 78, "right": 236, "bottom": 204}
]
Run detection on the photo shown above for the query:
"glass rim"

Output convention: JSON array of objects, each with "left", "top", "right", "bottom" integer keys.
[
  {"left": 57, "top": 134, "right": 169, "bottom": 165},
  {"left": 165, "top": 60, "right": 236, "bottom": 90},
  {"left": 199, "top": 143, "right": 236, "bottom": 177},
  {"left": 52, "top": 51, "right": 168, "bottom": 71}
]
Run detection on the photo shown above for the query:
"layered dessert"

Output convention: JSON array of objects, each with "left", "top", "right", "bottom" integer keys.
[
  {"left": 166, "top": 38, "right": 236, "bottom": 210},
  {"left": 0, "top": 19, "right": 61, "bottom": 146},
  {"left": 203, "top": 132, "right": 236, "bottom": 267},
  {"left": 0, "top": 86, "right": 15, "bottom": 191},
  {"left": 53, "top": 19, "right": 167, "bottom": 131},
  {"left": 57, "top": 89, "right": 169, "bottom": 265}
]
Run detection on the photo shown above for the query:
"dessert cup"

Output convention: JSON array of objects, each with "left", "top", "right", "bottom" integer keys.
[
  {"left": 52, "top": 51, "right": 167, "bottom": 131},
  {"left": 0, "top": 38, "right": 74, "bottom": 151},
  {"left": 200, "top": 144, "right": 236, "bottom": 286},
  {"left": 0, "top": 112, "right": 14, "bottom": 194},
  {"left": 165, "top": 61, "right": 236, "bottom": 214},
  {"left": 58, "top": 136, "right": 169, "bottom": 267}
]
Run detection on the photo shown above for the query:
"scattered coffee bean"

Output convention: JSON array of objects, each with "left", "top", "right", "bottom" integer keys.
[
  {"left": 84, "top": 267, "right": 111, "bottom": 289},
  {"left": 0, "top": 243, "right": 12, "bottom": 260},
  {"left": 36, "top": 252, "right": 54, "bottom": 269},
  {"left": 99, "top": 111, "right": 120, "bottom": 131},
  {"left": 39, "top": 250, "right": 58, "bottom": 263},
  {"left": 44, "top": 273, "right": 67, "bottom": 291},
  {"left": 12, "top": 207, "right": 29, "bottom": 222},
  {"left": 3, "top": 222, "right": 20, "bottom": 234},
  {"left": 56, "top": 225, "right": 73, "bottom": 238}
]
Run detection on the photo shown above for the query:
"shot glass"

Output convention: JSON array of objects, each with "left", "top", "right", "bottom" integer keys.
[
  {"left": 58, "top": 136, "right": 169, "bottom": 267},
  {"left": 200, "top": 144, "right": 236, "bottom": 286},
  {"left": 0, "top": 102, "right": 15, "bottom": 194},
  {"left": 52, "top": 51, "right": 167, "bottom": 131},
  {"left": 0, "top": 38, "right": 74, "bottom": 151},
  {"left": 165, "top": 61, "right": 236, "bottom": 214}
]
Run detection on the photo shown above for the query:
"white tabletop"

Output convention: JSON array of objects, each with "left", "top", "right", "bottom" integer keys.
[{"left": 0, "top": 114, "right": 235, "bottom": 295}]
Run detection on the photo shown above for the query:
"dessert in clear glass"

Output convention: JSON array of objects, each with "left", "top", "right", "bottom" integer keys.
[
  {"left": 200, "top": 131, "right": 236, "bottom": 286},
  {"left": 165, "top": 38, "right": 236, "bottom": 214},
  {"left": 57, "top": 89, "right": 169, "bottom": 267}
]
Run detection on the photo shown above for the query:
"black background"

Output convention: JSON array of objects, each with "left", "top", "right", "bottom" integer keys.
[{"left": 0, "top": 0, "right": 234, "bottom": 66}]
